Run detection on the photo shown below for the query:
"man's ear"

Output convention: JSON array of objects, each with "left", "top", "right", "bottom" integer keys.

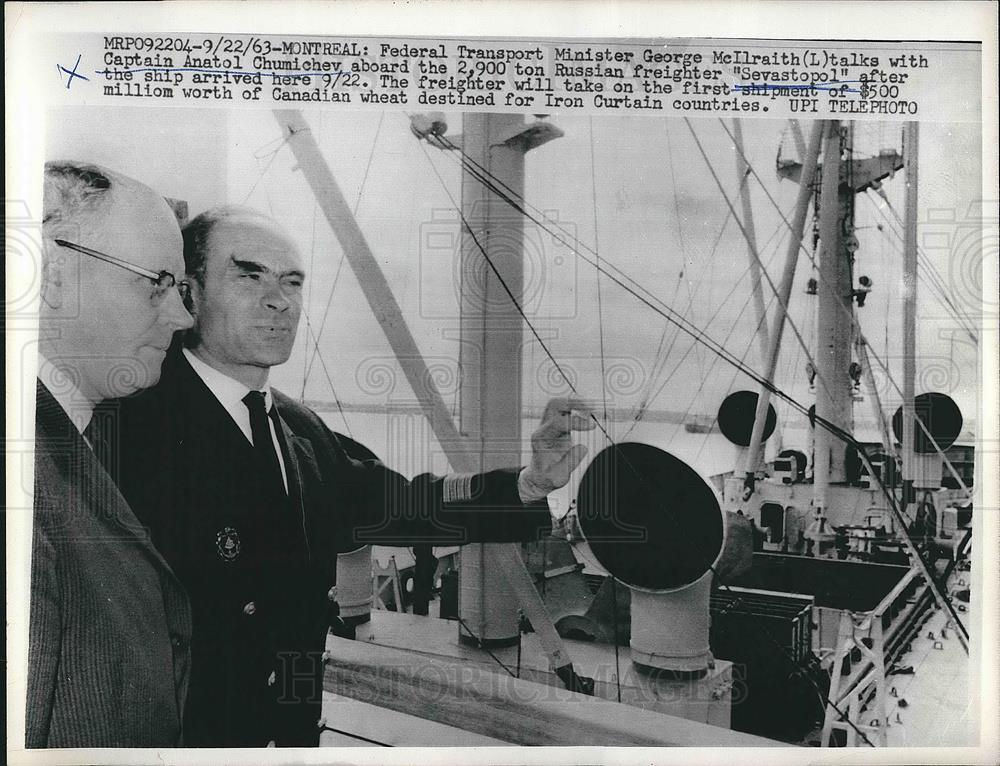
[
  {"left": 183, "top": 276, "right": 200, "bottom": 315},
  {"left": 39, "top": 240, "right": 64, "bottom": 310}
]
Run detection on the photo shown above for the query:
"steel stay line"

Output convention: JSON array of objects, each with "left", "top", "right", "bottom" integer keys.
[
  {"left": 445, "top": 118, "right": 970, "bottom": 502},
  {"left": 439, "top": 127, "right": 970, "bottom": 656},
  {"left": 427, "top": 138, "right": 934, "bottom": 746}
]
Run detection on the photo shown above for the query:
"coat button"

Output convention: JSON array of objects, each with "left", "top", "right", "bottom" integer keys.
[
  {"left": 171, "top": 634, "right": 188, "bottom": 650},
  {"left": 243, "top": 601, "right": 257, "bottom": 616}
]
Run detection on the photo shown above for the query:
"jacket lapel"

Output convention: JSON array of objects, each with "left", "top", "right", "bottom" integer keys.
[
  {"left": 272, "top": 409, "right": 320, "bottom": 561},
  {"left": 36, "top": 380, "right": 184, "bottom": 588},
  {"left": 170, "top": 352, "right": 255, "bottom": 447}
]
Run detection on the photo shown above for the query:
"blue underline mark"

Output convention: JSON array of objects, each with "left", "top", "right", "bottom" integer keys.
[
  {"left": 734, "top": 81, "right": 861, "bottom": 94},
  {"left": 96, "top": 66, "right": 341, "bottom": 78}
]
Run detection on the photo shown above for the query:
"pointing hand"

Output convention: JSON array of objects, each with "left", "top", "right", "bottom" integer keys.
[{"left": 518, "top": 398, "right": 597, "bottom": 503}]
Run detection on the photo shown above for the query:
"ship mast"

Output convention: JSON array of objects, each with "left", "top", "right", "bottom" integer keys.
[
  {"left": 456, "top": 113, "right": 556, "bottom": 645},
  {"left": 901, "top": 121, "right": 919, "bottom": 503},
  {"left": 808, "top": 122, "right": 904, "bottom": 548},
  {"left": 812, "top": 120, "right": 852, "bottom": 533}
]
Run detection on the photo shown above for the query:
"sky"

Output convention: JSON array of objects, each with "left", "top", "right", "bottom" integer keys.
[{"left": 47, "top": 107, "right": 983, "bottom": 467}]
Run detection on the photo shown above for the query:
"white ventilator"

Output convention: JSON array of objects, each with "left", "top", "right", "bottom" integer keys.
[
  {"left": 575, "top": 442, "right": 728, "bottom": 675},
  {"left": 630, "top": 571, "right": 717, "bottom": 673},
  {"left": 336, "top": 545, "right": 374, "bottom": 621}
]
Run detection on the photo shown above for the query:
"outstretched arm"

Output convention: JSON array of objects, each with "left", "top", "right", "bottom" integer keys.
[{"left": 338, "top": 398, "right": 595, "bottom": 548}]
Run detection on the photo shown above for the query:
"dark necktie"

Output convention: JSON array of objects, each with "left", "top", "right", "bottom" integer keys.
[{"left": 242, "top": 390, "right": 286, "bottom": 498}]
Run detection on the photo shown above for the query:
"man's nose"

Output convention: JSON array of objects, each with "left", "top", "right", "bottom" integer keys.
[
  {"left": 160, "top": 288, "right": 194, "bottom": 330},
  {"left": 262, "top": 281, "right": 291, "bottom": 311}
]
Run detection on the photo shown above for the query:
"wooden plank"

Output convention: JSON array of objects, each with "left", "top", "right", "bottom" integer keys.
[
  {"left": 322, "top": 692, "right": 511, "bottom": 747},
  {"left": 323, "top": 636, "right": 782, "bottom": 747},
  {"left": 353, "top": 610, "right": 733, "bottom": 727}
]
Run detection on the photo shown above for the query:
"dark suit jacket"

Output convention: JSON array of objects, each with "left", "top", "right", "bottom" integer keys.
[
  {"left": 100, "top": 350, "right": 550, "bottom": 746},
  {"left": 27, "top": 381, "right": 192, "bottom": 748}
]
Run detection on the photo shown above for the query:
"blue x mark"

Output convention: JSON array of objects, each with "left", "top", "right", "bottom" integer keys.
[{"left": 57, "top": 54, "right": 89, "bottom": 89}]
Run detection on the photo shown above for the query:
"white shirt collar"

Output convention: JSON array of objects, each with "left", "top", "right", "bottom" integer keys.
[
  {"left": 37, "top": 352, "right": 94, "bottom": 435},
  {"left": 182, "top": 348, "right": 273, "bottom": 444}
]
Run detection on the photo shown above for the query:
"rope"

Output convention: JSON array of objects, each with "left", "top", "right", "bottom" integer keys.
[
  {"left": 302, "top": 314, "right": 353, "bottom": 438},
  {"left": 627, "top": 218, "right": 789, "bottom": 440},
  {"left": 302, "top": 113, "right": 387, "bottom": 391},
  {"left": 865, "top": 189, "right": 979, "bottom": 344},
  {"left": 241, "top": 133, "right": 291, "bottom": 205},
  {"left": 456, "top": 617, "right": 517, "bottom": 678},
  {"left": 414, "top": 125, "right": 968, "bottom": 743},
  {"left": 424, "top": 133, "right": 890, "bottom": 746},
  {"left": 718, "top": 119, "right": 970, "bottom": 490},
  {"left": 665, "top": 121, "right": 710, "bottom": 383},
  {"left": 588, "top": 117, "right": 610, "bottom": 429},
  {"left": 319, "top": 724, "right": 392, "bottom": 747},
  {"left": 301, "top": 115, "right": 323, "bottom": 400}
]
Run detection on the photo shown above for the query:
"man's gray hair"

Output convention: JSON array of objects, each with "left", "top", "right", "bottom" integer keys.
[{"left": 42, "top": 162, "right": 116, "bottom": 237}]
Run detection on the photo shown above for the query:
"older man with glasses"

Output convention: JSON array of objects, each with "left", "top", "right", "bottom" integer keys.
[{"left": 27, "top": 161, "right": 194, "bottom": 747}]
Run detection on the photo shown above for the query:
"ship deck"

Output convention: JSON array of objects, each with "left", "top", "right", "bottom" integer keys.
[{"left": 321, "top": 550, "right": 974, "bottom": 748}]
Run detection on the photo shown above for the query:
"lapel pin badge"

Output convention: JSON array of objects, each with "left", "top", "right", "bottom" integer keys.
[{"left": 216, "top": 526, "right": 241, "bottom": 562}]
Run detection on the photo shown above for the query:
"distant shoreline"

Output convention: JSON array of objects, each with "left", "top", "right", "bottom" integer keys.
[{"left": 301, "top": 398, "right": 976, "bottom": 440}]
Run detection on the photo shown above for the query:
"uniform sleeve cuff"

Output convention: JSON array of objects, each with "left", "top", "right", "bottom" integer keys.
[{"left": 442, "top": 472, "right": 477, "bottom": 503}]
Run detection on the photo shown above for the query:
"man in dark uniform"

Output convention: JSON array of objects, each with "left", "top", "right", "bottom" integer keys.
[{"left": 100, "top": 205, "right": 592, "bottom": 747}]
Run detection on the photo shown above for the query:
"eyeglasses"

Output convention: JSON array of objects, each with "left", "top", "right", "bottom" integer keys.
[{"left": 54, "top": 239, "right": 189, "bottom": 304}]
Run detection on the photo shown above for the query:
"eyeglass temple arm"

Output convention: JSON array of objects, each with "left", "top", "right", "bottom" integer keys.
[{"left": 53, "top": 238, "right": 162, "bottom": 281}]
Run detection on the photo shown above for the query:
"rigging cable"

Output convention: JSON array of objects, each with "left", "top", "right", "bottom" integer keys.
[
  {"left": 456, "top": 617, "right": 517, "bottom": 678},
  {"left": 301, "top": 313, "right": 353, "bottom": 439},
  {"left": 633, "top": 200, "right": 735, "bottom": 428},
  {"left": 722, "top": 117, "right": 978, "bottom": 407},
  {"left": 890, "top": 206, "right": 978, "bottom": 342},
  {"left": 668, "top": 250, "right": 782, "bottom": 459},
  {"left": 303, "top": 113, "right": 387, "bottom": 393},
  {"left": 719, "top": 120, "right": 970, "bottom": 486},
  {"left": 302, "top": 116, "right": 323, "bottom": 400},
  {"left": 436, "top": 125, "right": 827, "bottom": 435},
  {"left": 241, "top": 132, "right": 292, "bottom": 206},
  {"left": 664, "top": 120, "right": 709, "bottom": 386},
  {"left": 698, "top": 124, "right": 969, "bottom": 640},
  {"left": 432, "top": 121, "right": 969, "bottom": 643},
  {"left": 692, "top": 294, "right": 776, "bottom": 469},
  {"left": 873, "top": 197, "right": 978, "bottom": 341},
  {"left": 422, "top": 131, "right": 898, "bottom": 747},
  {"left": 318, "top": 724, "right": 392, "bottom": 747},
  {"left": 627, "top": 218, "right": 790, "bottom": 441},
  {"left": 589, "top": 117, "right": 611, "bottom": 431},
  {"left": 636, "top": 235, "right": 690, "bottom": 421},
  {"left": 683, "top": 118, "right": 825, "bottom": 401},
  {"left": 864, "top": 189, "right": 979, "bottom": 344},
  {"left": 440, "top": 120, "right": 963, "bottom": 492}
]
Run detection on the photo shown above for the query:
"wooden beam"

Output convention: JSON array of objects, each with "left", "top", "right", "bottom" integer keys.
[
  {"left": 276, "top": 109, "right": 588, "bottom": 681},
  {"left": 732, "top": 118, "right": 770, "bottom": 365},
  {"left": 323, "top": 636, "right": 783, "bottom": 747},
  {"left": 274, "top": 109, "right": 475, "bottom": 466},
  {"left": 742, "top": 120, "right": 824, "bottom": 480}
]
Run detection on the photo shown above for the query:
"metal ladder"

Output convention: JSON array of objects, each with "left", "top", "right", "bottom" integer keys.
[{"left": 821, "top": 609, "right": 889, "bottom": 747}]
